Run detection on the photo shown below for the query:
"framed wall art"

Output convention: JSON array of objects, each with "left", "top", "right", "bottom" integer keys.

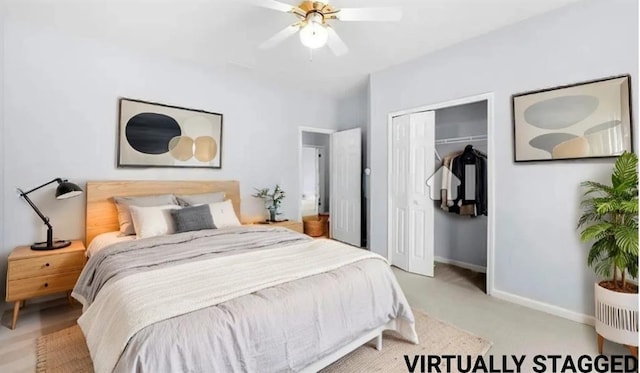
[
  {"left": 512, "top": 75, "right": 632, "bottom": 162},
  {"left": 118, "top": 98, "right": 223, "bottom": 168}
]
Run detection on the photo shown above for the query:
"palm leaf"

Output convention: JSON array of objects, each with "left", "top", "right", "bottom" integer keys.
[
  {"left": 577, "top": 210, "right": 600, "bottom": 228},
  {"left": 618, "top": 198, "right": 639, "bottom": 214},
  {"left": 594, "top": 257, "right": 613, "bottom": 278},
  {"left": 614, "top": 225, "right": 639, "bottom": 255},
  {"left": 580, "top": 222, "right": 613, "bottom": 242},
  {"left": 587, "top": 238, "right": 611, "bottom": 267},
  {"left": 581, "top": 181, "right": 615, "bottom": 196},
  {"left": 612, "top": 151, "right": 638, "bottom": 189},
  {"left": 579, "top": 152, "right": 638, "bottom": 282},
  {"left": 595, "top": 200, "right": 621, "bottom": 215}
]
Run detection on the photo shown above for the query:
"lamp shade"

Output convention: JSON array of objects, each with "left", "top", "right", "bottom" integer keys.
[{"left": 56, "top": 181, "right": 83, "bottom": 200}]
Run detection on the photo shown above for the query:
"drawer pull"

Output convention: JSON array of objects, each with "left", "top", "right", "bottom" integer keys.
[
  {"left": 45, "top": 263, "right": 50, "bottom": 267},
  {"left": 44, "top": 283, "right": 49, "bottom": 288}
]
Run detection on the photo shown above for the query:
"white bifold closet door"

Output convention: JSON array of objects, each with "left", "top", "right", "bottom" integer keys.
[
  {"left": 331, "top": 128, "right": 362, "bottom": 247},
  {"left": 390, "top": 111, "right": 435, "bottom": 276}
]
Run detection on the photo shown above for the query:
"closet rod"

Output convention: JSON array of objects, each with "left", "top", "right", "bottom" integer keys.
[{"left": 435, "top": 134, "right": 488, "bottom": 145}]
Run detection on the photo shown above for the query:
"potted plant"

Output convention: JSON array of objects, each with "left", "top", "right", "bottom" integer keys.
[
  {"left": 252, "top": 185, "right": 286, "bottom": 222},
  {"left": 578, "top": 151, "right": 638, "bottom": 356}
]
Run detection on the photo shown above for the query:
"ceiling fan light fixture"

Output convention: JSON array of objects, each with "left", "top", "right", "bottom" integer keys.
[{"left": 299, "top": 13, "right": 328, "bottom": 49}]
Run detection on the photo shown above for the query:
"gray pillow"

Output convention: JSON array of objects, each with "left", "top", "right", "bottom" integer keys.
[
  {"left": 113, "top": 194, "right": 178, "bottom": 235},
  {"left": 170, "top": 204, "right": 216, "bottom": 233},
  {"left": 176, "top": 192, "right": 225, "bottom": 207}
]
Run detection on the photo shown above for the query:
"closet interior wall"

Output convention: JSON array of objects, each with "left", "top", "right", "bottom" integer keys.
[{"left": 434, "top": 101, "right": 488, "bottom": 270}]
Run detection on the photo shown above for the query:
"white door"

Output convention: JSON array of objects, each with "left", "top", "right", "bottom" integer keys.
[
  {"left": 389, "top": 111, "right": 435, "bottom": 276},
  {"left": 331, "top": 128, "right": 361, "bottom": 247}
]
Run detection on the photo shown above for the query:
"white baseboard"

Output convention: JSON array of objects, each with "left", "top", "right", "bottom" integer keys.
[
  {"left": 435, "top": 256, "right": 486, "bottom": 273},
  {"left": 492, "top": 289, "right": 595, "bottom": 326}
]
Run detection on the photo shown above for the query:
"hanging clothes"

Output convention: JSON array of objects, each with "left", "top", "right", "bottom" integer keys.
[
  {"left": 440, "top": 151, "right": 462, "bottom": 211},
  {"left": 446, "top": 145, "right": 487, "bottom": 217}
]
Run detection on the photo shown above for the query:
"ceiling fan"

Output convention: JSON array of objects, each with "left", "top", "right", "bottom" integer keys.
[{"left": 251, "top": 0, "right": 402, "bottom": 56}]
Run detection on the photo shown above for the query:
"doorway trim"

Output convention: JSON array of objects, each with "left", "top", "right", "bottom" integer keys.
[
  {"left": 298, "top": 127, "right": 336, "bottom": 221},
  {"left": 385, "top": 92, "right": 496, "bottom": 296}
]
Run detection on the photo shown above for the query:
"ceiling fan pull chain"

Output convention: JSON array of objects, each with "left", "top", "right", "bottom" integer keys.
[{"left": 309, "top": 48, "right": 314, "bottom": 62}]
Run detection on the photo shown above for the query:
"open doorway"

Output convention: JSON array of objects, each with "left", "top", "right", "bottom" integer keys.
[
  {"left": 301, "top": 133, "right": 330, "bottom": 217},
  {"left": 299, "top": 126, "right": 363, "bottom": 246},
  {"left": 299, "top": 128, "right": 334, "bottom": 240}
]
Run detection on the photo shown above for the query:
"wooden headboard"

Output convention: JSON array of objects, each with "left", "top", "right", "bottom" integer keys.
[{"left": 85, "top": 180, "right": 240, "bottom": 245}]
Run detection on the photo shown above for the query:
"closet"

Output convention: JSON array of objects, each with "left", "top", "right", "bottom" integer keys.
[
  {"left": 434, "top": 101, "right": 488, "bottom": 291},
  {"left": 389, "top": 99, "right": 489, "bottom": 291}
]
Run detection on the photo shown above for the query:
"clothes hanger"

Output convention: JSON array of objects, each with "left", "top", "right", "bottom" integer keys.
[{"left": 462, "top": 145, "right": 475, "bottom": 161}]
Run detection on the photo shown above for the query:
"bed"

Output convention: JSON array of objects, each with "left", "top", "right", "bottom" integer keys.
[{"left": 73, "top": 180, "right": 418, "bottom": 373}]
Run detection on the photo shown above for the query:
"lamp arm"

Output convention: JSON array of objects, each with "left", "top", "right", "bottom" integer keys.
[
  {"left": 21, "top": 178, "right": 63, "bottom": 195},
  {"left": 17, "top": 188, "right": 53, "bottom": 229}
]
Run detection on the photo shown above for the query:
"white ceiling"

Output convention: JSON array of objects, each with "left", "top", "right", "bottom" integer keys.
[{"left": 6, "top": 0, "right": 582, "bottom": 98}]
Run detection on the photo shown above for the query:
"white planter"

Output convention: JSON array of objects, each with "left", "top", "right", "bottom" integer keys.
[{"left": 594, "top": 282, "right": 639, "bottom": 346}]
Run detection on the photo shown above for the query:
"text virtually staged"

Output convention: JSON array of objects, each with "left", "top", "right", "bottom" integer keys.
[{"left": 404, "top": 354, "right": 638, "bottom": 373}]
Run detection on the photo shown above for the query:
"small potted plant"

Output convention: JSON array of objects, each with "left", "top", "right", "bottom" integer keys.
[
  {"left": 252, "top": 185, "right": 286, "bottom": 222},
  {"left": 578, "top": 151, "right": 638, "bottom": 356}
]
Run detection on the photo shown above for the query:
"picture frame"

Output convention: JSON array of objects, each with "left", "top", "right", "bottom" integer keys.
[
  {"left": 117, "top": 98, "right": 223, "bottom": 169},
  {"left": 512, "top": 75, "right": 632, "bottom": 162}
]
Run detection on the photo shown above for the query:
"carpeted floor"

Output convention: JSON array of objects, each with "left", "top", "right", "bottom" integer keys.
[{"left": 36, "top": 308, "right": 491, "bottom": 373}]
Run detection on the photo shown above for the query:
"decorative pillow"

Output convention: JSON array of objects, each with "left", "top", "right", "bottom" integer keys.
[
  {"left": 170, "top": 205, "right": 216, "bottom": 233},
  {"left": 208, "top": 200, "right": 241, "bottom": 228},
  {"left": 176, "top": 192, "right": 225, "bottom": 207},
  {"left": 129, "top": 204, "right": 181, "bottom": 239},
  {"left": 113, "top": 194, "right": 178, "bottom": 236}
]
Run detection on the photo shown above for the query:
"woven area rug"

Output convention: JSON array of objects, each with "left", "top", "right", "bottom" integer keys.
[{"left": 36, "top": 309, "right": 491, "bottom": 373}]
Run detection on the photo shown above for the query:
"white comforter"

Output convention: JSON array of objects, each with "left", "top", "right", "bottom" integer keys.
[{"left": 78, "top": 238, "right": 413, "bottom": 373}]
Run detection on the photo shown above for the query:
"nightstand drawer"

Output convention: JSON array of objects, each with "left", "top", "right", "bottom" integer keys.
[
  {"left": 7, "top": 251, "right": 85, "bottom": 281},
  {"left": 6, "top": 271, "right": 81, "bottom": 301}
]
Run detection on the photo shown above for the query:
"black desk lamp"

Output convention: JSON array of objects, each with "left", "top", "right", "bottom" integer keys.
[{"left": 18, "top": 178, "right": 83, "bottom": 250}]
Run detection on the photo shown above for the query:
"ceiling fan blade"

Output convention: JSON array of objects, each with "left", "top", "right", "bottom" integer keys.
[
  {"left": 326, "top": 26, "right": 348, "bottom": 56},
  {"left": 336, "top": 7, "right": 402, "bottom": 22},
  {"left": 248, "top": 0, "right": 296, "bottom": 13},
  {"left": 259, "top": 24, "right": 301, "bottom": 50}
]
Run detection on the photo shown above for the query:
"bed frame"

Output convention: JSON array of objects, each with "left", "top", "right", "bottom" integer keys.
[
  {"left": 83, "top": 179, "right": 389, "bottom": 370},
  {"left": 85, "top": 180, "right": 240, "bottom": 246}
]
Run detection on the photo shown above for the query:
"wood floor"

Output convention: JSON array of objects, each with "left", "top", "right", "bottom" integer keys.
[{"left": 0, "top": 298, "right": 82, "bottom": 372}]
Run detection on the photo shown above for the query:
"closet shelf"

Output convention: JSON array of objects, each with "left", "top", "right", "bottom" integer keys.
[{"left": 435, "top": 134, "right": 487, "bottom": 145}]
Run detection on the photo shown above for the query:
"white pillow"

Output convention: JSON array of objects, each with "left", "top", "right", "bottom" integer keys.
[
  {"left": 208, "top": 200, "right": 241, "bottom": 228},
  {"left": 129, "top": 204, "right": 182, "bottom": 239}
]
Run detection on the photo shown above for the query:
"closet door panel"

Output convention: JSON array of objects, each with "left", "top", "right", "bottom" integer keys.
[
  {"left": 390, "top": 115, "right": 410, "bottom": 271},
  {"left": 407, "top": 111, "right": 435, "bottom": 277}
]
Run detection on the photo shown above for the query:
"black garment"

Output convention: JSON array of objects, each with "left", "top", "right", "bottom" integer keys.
[{"left": 449, "top": 145, "right": 487, "bottom": 216}]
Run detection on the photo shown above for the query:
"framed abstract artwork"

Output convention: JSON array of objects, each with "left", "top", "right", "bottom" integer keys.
[
  {"left": 118, "top": 98, "right": 223, "bottom": 168},
  {"left": 512, "top": 75, "right": 632, "bottom": 162}
]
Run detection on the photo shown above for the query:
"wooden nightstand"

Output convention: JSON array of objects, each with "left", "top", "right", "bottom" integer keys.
[
  {"left": 5, "top": 240, "right": 86, "bottom": 329},
  {"left": 256, "top": 220, "right": 304, "bottom": 233}
]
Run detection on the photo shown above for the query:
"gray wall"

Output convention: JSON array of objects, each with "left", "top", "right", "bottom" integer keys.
[
  {"left": 302, "top": 132, "right": 331, "bottom": 213},
  {"left": 434, "top": 102, "right": 487, "bottom": 268},
  {"left": 0, "top": 18, "right": 340, "bottom": 308},
  {"left": 369, "top": 0, "right": 638, "bottom": 316}
]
